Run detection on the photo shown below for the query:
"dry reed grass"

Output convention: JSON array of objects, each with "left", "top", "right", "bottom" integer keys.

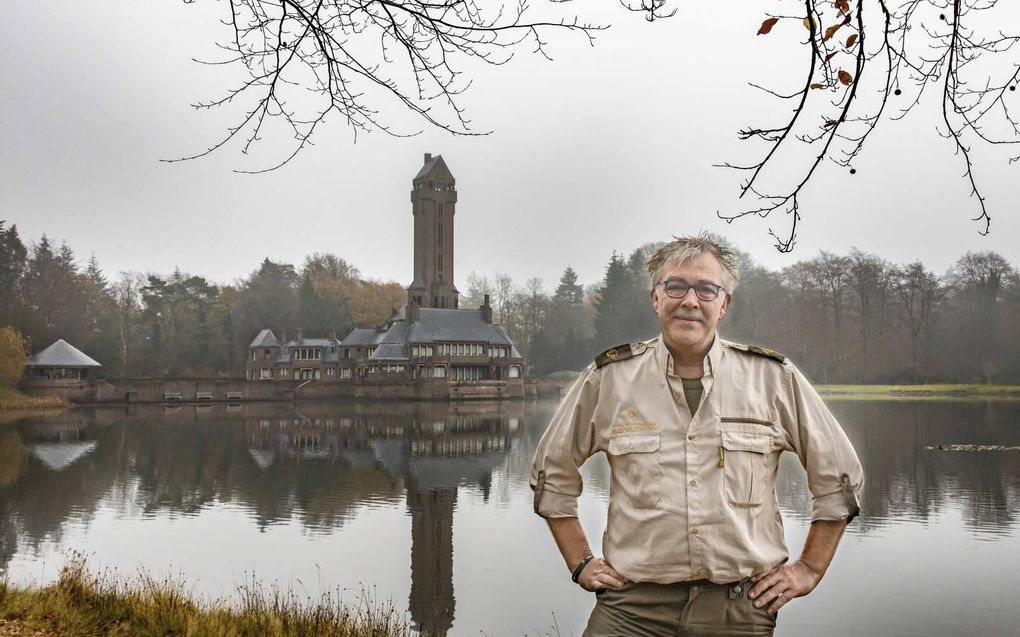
[{"left": 0, "top": 555, "right": 412, "bottom": 637}]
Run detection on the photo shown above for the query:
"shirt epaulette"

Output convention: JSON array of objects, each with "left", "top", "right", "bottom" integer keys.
[
  {"left": 725, "top": 341, "right": 787, "bottom": 364},
  {"left": 594, "top": 341, "right": 651, "bottom": 368}
]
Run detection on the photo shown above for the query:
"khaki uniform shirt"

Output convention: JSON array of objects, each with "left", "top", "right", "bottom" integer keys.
[{"left": 530, "top": 335, "right": 863, "bottom": 585}]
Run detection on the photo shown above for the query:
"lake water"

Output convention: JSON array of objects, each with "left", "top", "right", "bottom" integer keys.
[{"left": 1, "top": 397, "right": 1018, "bottom": 636}]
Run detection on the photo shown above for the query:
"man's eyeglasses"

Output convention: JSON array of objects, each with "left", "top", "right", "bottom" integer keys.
[{"left": 657, "top": 279, "right": 724, "bottom": 302}]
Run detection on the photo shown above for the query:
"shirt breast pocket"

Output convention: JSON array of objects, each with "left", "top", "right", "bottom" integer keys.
[
  {"left": 720, "top": 429, "right": 773, "bottom": 507},
  {"left": 607, "top": 433, "right": 662, "bottom": 509}
]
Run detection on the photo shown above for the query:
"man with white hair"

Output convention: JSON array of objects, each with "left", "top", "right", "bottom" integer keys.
[{"left": 530, "top": 234, "right": 863, "bottom": 636}]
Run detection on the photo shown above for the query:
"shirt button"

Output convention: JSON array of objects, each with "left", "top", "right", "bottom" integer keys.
[
  {"left": 687, "top": 434, "right": 695, "bottom": 441},
  {"left": 691, "top": 527, "right": 699, "bottom": 535},
  {"left": 689, "top": 479, "right": 698, "bottom": 487}
]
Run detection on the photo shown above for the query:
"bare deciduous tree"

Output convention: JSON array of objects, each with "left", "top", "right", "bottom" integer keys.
[
  {"left": 893, "top": 261, "right": 944, "bottom": 381},
  {"left": 169, "top": 0, "right": 600, "bottom": 172},
  {"left": 173, "top": 1, "right": 1018, "bottom": 250},
  {"left": 721, "top": 0, "right": 1019, "bottom": 250}
]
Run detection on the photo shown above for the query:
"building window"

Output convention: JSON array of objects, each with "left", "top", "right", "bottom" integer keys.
[
  {"left": 509, "top": 365, "right": 521, "bottom": 378},
  {"left": 260, "top": 368, "right": 272, "bottom": 380},
  {"left": 250, "top": 350, "right": 256, "bottom": 360},
  {"left": 433, "top": 365, "right": 446, "bottom": 378},
  {"left": 327, "top": 367, "right": 335, "bottom": 376},
  {"left": 280, "top": 368, "right": 289, "bottom": 377},
  {"left": 340, "top": 368, "right": 352, "bottom": 379},
  {"left": 451, "top": 366, "right": 483, "bottom": 381}
]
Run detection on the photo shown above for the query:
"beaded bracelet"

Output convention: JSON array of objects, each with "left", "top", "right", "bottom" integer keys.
[{"left": 571, "top": 554, "right": 596, "bottom": 583}]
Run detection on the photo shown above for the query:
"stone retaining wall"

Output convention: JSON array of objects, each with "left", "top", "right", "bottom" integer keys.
[{"left": 24, "top": 376, "right": 562, "bottom": 405}]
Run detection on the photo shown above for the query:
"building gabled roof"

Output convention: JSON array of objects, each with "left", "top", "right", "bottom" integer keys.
[
  {"left": 413, "top": 154, "right": 455, "bottom": 182},
  {"left": 26, "top": 340, "right": 101, "bottom": 368},
  {"left": 341, "top": 328, "right": 386, "bottom": 347},
  {"left": 343, "top": 307, "right": 524, "bottom": 362},
  {"left": 369, "top": 343, "right": 409, "bottom": 360},
  {"left": 250, "top": 329, "right": 279, "bottom": 348},
  {"left": 408, "top": 308, "right": 516, "bottom": 346}
]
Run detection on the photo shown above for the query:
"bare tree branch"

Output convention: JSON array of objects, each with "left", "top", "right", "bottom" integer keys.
[
  {"left": 165, "top": 0, "right": 604, "bottom": 171},
  {"left": 720, "top": 0, "right": 1018, "bottom": 251}
]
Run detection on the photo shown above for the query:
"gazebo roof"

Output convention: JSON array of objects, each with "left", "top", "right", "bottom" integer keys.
[{"left": 26, "top": 339, "right": 102, "bottom": 368}]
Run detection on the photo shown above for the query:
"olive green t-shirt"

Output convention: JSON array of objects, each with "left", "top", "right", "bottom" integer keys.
[{"left": 681, "top": 377, "right": 704, "bottom": 416}]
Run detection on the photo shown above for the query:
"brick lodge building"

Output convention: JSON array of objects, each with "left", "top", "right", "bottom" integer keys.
[{"left": 245, "top": 154, "right": 526, "bottom": 391}]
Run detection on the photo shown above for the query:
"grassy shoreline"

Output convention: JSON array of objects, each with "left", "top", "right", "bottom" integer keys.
[
  {"left": 0, "top": 557, "right": 412, "bottom": 637},
  {"left": 816, "top": 384, "right": 1020, "bottom": 401},
  {"left": 0, "top": 387, "right": 68, "bottom": 411}
]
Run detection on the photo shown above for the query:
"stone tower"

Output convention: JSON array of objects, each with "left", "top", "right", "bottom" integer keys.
[{"left": 408, "top": 153, "right": 459, "bottom": 310}]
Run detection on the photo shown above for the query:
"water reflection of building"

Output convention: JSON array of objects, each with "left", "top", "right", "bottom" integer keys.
[
  {"left": 0, "top": 413, "right": 108, "bottom": 575},
  {"left": 245, "top": 402, "right": 517, "bottom": 636},
  {"left": 6, "top": 400, "right": 1019, "bottom": 631}
]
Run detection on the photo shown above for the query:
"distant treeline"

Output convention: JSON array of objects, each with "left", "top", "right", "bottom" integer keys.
[
  {"left": 2, "top": 220, "right": 1018, "bottom": 383},
  {"left": 475, "top": 243, "right": 1020, "bottom": 384},
  {"left": 0, "top": 221, "right": 404, "bottom": 378}
]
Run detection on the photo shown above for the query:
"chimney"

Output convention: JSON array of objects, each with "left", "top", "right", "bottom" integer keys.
[
  {"left": 296, "top": 328, "right": 303, "bottom": 342},
  {"left": 330, "top": 329, "right": 337, "bottom": 342},
  {"left": 424, "top": 153, "right": 432, "bottom": 164},
  {"left": 407, "top": 298, "right": 419, "bottom": 322},
  {"left": 482, "top": 294, "right": 492, "bottom": 323}
]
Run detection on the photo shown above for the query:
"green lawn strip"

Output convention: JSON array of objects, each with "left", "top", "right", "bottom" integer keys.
[{"left": 1, "top": 558, "right": 412, "bottom": 637}]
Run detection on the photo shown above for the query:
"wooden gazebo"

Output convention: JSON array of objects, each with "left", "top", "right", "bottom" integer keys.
[{"left": 25, "top": 339, "right": 101, "bottom": 381}]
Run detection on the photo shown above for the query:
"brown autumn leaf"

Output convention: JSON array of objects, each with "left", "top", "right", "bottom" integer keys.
[
  {"left": 758, "top": 17, "right": 780, "bottom": 35},
  {"left": 835, "top": 0, "right": 850, "bottom": 15},
  {"left": 823, "top": 23, "right": 842, "bottom": 41},
  {"left": 825, "top": 51, "right": 838, "bottom": 62},
  {"left": 804, "top": 17, "right": 813, "bottom": 30},
  {"left": 838, "top": 70, "right": 854, "bottom": 85},
  {"left": 846, "top": 33, "right": 858, "bottom": 48},
  {"left": 810, "top": 83, "right": 825, "bottom": 89}
]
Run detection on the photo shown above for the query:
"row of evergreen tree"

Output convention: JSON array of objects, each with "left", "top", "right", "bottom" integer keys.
[{"left": 2, "top": 220, "right": 1019, "bottom": 383}]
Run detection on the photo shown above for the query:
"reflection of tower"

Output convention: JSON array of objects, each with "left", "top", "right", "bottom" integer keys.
[
  {"left": 406, "top": 479, "right": 456, "bottom": 637},
  {"left": 366, "top": 404, "right": 518, "bottom": 636},
  {"left": 408, "top": 153, "right": 458, "bottom": 310}
]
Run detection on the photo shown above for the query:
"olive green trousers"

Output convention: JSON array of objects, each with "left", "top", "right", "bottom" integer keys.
[{"left": 582, "top": 579, "right": 777, "bottom": 637}]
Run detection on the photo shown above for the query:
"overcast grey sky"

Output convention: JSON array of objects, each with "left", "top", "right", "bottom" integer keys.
[{"left": 3, "top": 0, "right": 1018, "bottom": 292}]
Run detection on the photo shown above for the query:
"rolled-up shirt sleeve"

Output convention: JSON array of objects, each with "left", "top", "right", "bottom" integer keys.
[
  {"left": 530, "top": 365, "right": 601, "bottom": 518},
  {"left": 780, "top": 363, "right": 864, "bottom": 523}
]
